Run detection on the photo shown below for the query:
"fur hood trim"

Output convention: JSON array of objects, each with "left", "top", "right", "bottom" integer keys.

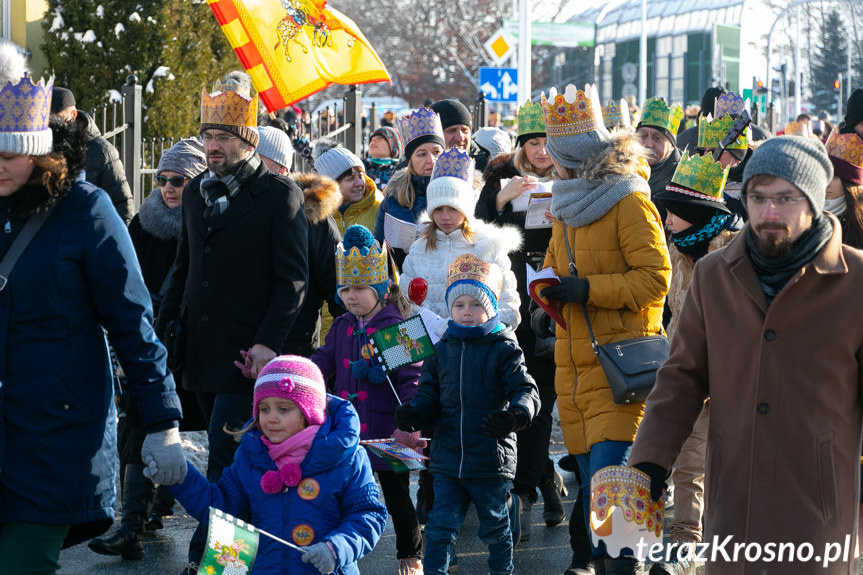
[
  {"left": 138, "top": 190, "right": 182, "bottom": 240},
  {"left": 482, "top": 152, "right": 519, "bottom": 190},
  {"left": 416, "top": 212, "right": 523, "bottom": 255},
  {"left": 581, "top": 130, "right": 649, "bottom": 183},
  {"left": 293, "top": 172, "right": 342, "bottom": 224}
]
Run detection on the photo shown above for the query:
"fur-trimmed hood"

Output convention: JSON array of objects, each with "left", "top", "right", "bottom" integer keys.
[
  {"left": 482, "top": 152, "right": 520, "bottom": 191},
  {"left": 581, "top": 130, "right": 649, "bottom": 183},
  {"left": 292, "top": 172, "right": 342, "bottom": 225},
  {"left": 414, "top": 212, "right": 524, "bottom": 256}
]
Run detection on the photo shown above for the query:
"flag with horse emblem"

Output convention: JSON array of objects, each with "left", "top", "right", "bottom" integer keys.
[
  {"left": 199, "top": 508, "right": 259, "bottom": 575},
  {"left": 370, "top": 315, "right": 436, "bottom": 373},
  {"left": 206, "top": 0, "right": 391, "bottom": 111}
]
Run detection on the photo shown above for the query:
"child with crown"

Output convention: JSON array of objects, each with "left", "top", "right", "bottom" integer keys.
[
  {"left": 537, "top": 84, "right": 670, "bottom": 575},
  {"left": 310, "top": 224, "right": 425, "bottom": 575},
  {"left": 395, "top": 253, "right": 540, "bottom": 575}
]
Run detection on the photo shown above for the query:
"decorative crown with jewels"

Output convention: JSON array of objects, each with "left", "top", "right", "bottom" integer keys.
[
  {"left": 431, "top": 147, "right": 474, "bottom": 183},
  {"left": 783, "top": 121, "right": 813, "bottom": 138},
  {"left": 540, "top": 84, "right": 604, "bottom": 138},
  {"left": 666, "top": 151, "right": 729, "bottom": 204},
  {"left": 826, "top": 130, "right": 863, "bottom": 169},
  {"left": 697, "top": 113, "right": 750, "bottom": 150},
  {"left": 446, "top": 253, "right": 502, "bottom": 298},
  {"left": 517, "top": 99, "right": 546, "bottom": 137},
  {"left": 639, "top": 97, "right": 683, "bottom": 135},
  {"left": 200, "top": 78, "right": 257, "bottom": 128},
  {"left": 714, "top": 91, "right": 747, "bottom": 118},
  {"left": 0, "top": 73, "right": 54, "bottom": 156},
  {"left": 603, "top": 99, "right": 632, "bottom": 130},
  {"left": 397, "top": 106, "right": 444, "bottom": 146},
  {"left": 336, "top": 237, "right": 389, "bottom": 289}
]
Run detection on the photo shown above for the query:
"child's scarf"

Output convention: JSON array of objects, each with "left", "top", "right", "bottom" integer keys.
[{"left": 259, "top": 425, "right": 320, "bottom": 494}]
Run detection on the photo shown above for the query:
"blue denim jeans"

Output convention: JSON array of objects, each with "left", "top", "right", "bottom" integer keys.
[
  {"left": 575, "top": 440, "right": 633, "bottom": 558},
  {"left": 423, "top": 475, "right": 513, "bottom": 575}
]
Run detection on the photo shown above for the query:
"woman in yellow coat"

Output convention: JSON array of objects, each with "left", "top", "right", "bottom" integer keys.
[{"left": 539, "top": 85, "right": 671, "bottom": 575}]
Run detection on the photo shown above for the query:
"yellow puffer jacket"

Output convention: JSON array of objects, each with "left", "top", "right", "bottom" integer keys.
[{"left": 544, "top": 192, "right": 670, "bottom": 454}]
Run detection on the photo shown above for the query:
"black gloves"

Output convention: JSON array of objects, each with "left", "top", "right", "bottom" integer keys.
[
  {"left": 632, "top": 462, "right": 668, "bottom": 502},
  {"left": 482, "top": 408, "right": 530, "bottom": 439},
  {"left": 394, "top": 403, "right": 423, "bottom": 432},
  {"left": 541, "top": 276, "right": 589, "bottom": 303}
]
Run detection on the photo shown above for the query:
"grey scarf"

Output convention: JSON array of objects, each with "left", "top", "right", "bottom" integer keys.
[
  {"left": 199, "top": 153, "right": 261, "bottom": 230},
  {"left": 138, "top": 189, "right": 182, "bottom": 240},
  {"left": 551, "top": 174, "right": 650, "bottom": 228}
]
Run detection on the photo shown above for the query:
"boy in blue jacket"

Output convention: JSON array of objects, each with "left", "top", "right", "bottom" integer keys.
[{"left": 395, "top": 253, "right": 540, "bottom": 575}]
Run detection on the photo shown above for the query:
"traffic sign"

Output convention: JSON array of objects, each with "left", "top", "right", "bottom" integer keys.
[
  {"left": 484, "top": 28, "right": 516, "bottom": 65},
  {"left": 479, "top": 67, "right": 519, "bottom": 103}
]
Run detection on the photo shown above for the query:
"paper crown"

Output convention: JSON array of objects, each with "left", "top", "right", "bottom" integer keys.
[
  {"left": 697, "top": 113, "right": 750, "bottom": 150},
  {"left": 602, "top": 99, "right": 632, "bottom": 130},
  {"left": 336, "top": 227, "right": 389, "bottom": 290},
  {"left": 517, "top": 99, "right": 546, "bottom": 137},
  {"left": 666, "top": 151, "right": 729, "bottom": 204},
  {"left": 431, "top": 147, "right": 474, "bottom": 182},
  {"left": 783, "top": 121, "right": 813, "bottom": 138},
  {"left": 200, "top": 78, "right": 257, "bottom": 128},
  {"left": 825, "top": 129, "right": 863, "bottom": 184},
  {"left": 639, "top": 97, "right": 683, "bottom": 135},
  {"left": 541, "top": 84, "right": 605, "bottom": 138},
  {"left": 398, "top": 106, "right": 444, "bottom": 146},
  {"left": 446, "top": 253, "right": 502, "bottom": 298},
  {"left": 714, "top": 91, "right": 747, "bottom": 118},
  {"left": 0, "top": 74, "right": 54, "bottom": 156},
  {"left": 590, "top": 466, "right": 663, "bottom": 558}
]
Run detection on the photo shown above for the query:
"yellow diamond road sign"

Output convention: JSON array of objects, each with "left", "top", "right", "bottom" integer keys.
[{"left": 484, "top": 28, "right": 515, "bottom": 65}]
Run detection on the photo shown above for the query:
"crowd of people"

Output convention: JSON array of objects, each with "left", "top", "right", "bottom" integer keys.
[{"left": 3, "top": 35, "right": 863, "bottom": 575}]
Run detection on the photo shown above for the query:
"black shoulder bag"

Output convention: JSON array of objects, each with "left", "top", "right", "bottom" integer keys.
[{"left": 563, "top": 225, "right": 669, "bottom": 404}]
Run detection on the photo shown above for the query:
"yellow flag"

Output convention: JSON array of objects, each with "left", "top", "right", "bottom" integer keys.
[{"left": 208, "top": 0, "right": 391, "bottom": 112}]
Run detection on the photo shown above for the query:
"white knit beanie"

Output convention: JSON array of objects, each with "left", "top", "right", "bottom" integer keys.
[
  {"left": 426, "top": 176, "right": 477, "bottom": 219},
  {"left": 257, "top": 126, "right": 294, "bottom": 171}
]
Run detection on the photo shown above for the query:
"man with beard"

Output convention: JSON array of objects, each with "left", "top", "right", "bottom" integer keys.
[
  {"left": 629, "top": 136, "right": 863, "bottom": 575},
  {"left": 156, "top": 78, "right": 308, "bottom": 575}
]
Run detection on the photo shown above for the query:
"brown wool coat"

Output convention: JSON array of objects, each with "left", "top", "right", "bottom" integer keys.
[{"left": 630, "top": 216, "right": 863, "bottom": 575}]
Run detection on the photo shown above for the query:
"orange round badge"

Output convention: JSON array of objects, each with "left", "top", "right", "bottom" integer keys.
[
  {"left": 292, "top": 524, "right": 315, "bottom": 546},
  {"left": 297, "top": 478, "right": 320, "bottom": 501}
]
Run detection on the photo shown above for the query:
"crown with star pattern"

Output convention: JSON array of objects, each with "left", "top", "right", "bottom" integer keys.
[
  {"left": 697, "top": 113, "right": 750, "bottom": 150},
  {"left": 666, "top": 151, "right": 729, "bottom": 204},
  {"left": 639, "top": 97, "right": 683, "bottom": 135},
  {"left": 540, "top": 84, "right": 604, "bottom": 138}
]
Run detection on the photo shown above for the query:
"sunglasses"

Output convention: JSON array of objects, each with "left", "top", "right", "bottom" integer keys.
[{"left": 155, "top": 175, "right": 187, "bottom": 187}]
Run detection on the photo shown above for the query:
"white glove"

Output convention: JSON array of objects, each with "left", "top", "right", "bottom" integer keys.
[
  {"left": 301, "top": 542, "right": 336, "bottom": 574},
  {"left": 141, "top": 427, "right": 187, "bottom": 485},
  {"left": 416, "top": 306, "right": 446, "bottom": 345}
]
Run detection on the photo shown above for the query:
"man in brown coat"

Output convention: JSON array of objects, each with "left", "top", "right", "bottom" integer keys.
[{"left": 630, "top": 136, "right": 863, "bottom": 575}]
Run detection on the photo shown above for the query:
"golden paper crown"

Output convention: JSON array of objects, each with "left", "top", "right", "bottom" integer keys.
[
  {"left": 667, "top": 151, "right": 729, "bottom": 204},
  {"left": 602, "top": 99, "right": 632, "bottom": 130},
  {"left": 517, "top": 99, "right": 545, "bottom": 137},
  {"left": 639, "top": 98, "right": 683, "bottom": 135},
  {"left": 446, "top": 253, "right": 502, "bottom": 298},
  {"left": 200, "top": 79, "right": 257, "bottom": 128},
  {"left": 697, "top": 113, "right": 750, "bottom": 150},
  {"left": 826, "top": 130, "right": 863, "bottom": 169},
  {"left": 336, "top": 226, "right": 388, "bottom": 289},
  {"left": 591, "top": 466, "right": 664, "bottom": 539},
  {"left": 783, "top": 121, "right": 813, "bottom": 138},
  {"left": 541, "top": 84, "right": 604, "bottom": 138}
]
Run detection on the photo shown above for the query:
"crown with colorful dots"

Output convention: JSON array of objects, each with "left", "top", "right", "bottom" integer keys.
[
  {"left": 336, "top": 225, "right": 389, "bottom": 304},
  {"left": 603, "top": 99, "right": 632, "bottom": 130},
  {"left": 540, "top": 84, "right": 605, "bottom": 138}
]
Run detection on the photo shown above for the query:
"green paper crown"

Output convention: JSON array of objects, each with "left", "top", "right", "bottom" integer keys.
[
  {"left": 640, "top": 97, "right": 683, "bottom": 135},
  {"left": 668, "top": 151, "right": 729, "bottom": 203},
  {"left": 517, "top": 99, "right": 545, "bottom": 137},
  {"left": 697, "top": 114, "right": 750, "bottom": 150}
]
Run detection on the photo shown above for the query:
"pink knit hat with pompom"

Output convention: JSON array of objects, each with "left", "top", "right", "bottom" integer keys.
[{"left": 253, "top": 355, "right": 327, "bottom": 426}]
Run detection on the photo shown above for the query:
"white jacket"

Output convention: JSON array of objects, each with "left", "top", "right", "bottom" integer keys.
[{"left": 400, "top": 215, "right": 523, "bottom": 337}]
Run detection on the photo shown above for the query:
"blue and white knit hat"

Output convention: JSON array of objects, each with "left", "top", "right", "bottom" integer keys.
[{"left": 445, "top": 253, "right": 503, "bottom": 318}]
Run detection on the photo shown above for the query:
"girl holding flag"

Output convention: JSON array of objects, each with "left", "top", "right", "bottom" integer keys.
[{"left": 311, "top": 224, "right": 426, "bottom": 575}]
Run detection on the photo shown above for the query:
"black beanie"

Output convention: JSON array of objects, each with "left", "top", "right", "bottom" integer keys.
[
  {"left": 430, "top": 99, "right": 472, "bottom": 130},
  {"left": 844, "top": 88, "right": 863, "bottom": 131},
  {"left": 699, "top": 86, "right": 727, "bottom": 118},
  {"left": 51, "top": 87, "right": 76, "bottom": 114}
]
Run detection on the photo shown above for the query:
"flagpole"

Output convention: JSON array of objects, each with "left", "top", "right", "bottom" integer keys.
[
  {"left": 256, "top": 526, "right": 307, "bottom": 553},
  {"left": 386, "top": 374, "right": 403, "bottom": 406}
]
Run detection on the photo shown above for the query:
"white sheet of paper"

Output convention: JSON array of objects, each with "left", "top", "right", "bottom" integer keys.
[
  {"left": 502, "top": 179, "right": 553, "bottom": 212},
  {"left": 525, "top": 194, "right": 553, "bottom": 229},
  {"left": 384, "top": 212, "right": 418, "bottom": 251}
]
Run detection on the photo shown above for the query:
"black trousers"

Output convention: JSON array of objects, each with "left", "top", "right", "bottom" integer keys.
[{"left": 377, "top": 470, "right": 423, "bottom": 559}]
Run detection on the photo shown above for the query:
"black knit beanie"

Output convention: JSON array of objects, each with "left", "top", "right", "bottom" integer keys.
[
  {"left": 844, "top": 88, "right": 863, "bottom": 131},
  {"left": 430, "top": 99, "right": 472, "bottom": 130}
]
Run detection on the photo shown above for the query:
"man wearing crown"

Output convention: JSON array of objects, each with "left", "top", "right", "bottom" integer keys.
[
  {"left": 155, "top": 78, "right": 309, "bottom": 574},
  {"left": 631, "top": 136, "right": 863, "bottom": 575},
  {"left": 637, "top": 98, "right": 683, "bottom": 221}
]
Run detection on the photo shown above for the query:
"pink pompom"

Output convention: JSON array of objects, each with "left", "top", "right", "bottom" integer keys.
[
  {"left": 260, "top": 470, "right": 283, "bottom": 494},
  {"left": 279, "top": 463, "right": 302, "bottom": 487},
  {"left": 347, "top": 326, "right": 353, "bottom": 336},
  {"left": 342, "top": 358, "right": 350, "bottom": 369}
]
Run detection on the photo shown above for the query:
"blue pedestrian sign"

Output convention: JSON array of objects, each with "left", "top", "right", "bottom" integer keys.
[{"left": 479, "top": 67, "right": 518, "bottom": 103}]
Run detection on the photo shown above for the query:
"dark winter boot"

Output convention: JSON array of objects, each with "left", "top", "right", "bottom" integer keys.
[
  {"left": 88, "top": 464, "right": 156, "bottom": 560},
  {"left": 518, "top": 496, "right": 533, "bottom": 542},
  {"left": 145, "top": 486, "right": 175, "bottom": 532},
  {"left": 604, "top": 557, "right": 645, "bottom": 575},
  {"left": 540, "top": 468, "right": 567, "bottom": 526}
]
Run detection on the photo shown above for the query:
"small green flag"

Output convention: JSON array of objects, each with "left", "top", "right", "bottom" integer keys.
[
  {"left": 361, "top": 438, "right": 428, "bottom": 474},
  {"left": 370, "top": 315, "right": 436, "bottom": 373},
  {"left": 199, "top": 508, "right": 260, "bottom": 575}
]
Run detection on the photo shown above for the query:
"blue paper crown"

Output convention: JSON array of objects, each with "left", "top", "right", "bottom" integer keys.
[
  {"left": 0, "top": 74, "right": 52, "bottom": 134},
  {"left": 431, "top": 148, "right": 474, "bottom": 182}
]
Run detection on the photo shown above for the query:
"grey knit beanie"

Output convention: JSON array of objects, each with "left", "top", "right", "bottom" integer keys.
[
  {"left": 741, "top": 135, "right": 833, "bottom": 213},
  {"left": 257, "top": 126, "right": 294, "bottom": 171},
  {"left": 157, "top": 138, "right": 206, "bottom": 179},
  {"left": 315, "top": 145, "right": 363, "bottom": 180}
]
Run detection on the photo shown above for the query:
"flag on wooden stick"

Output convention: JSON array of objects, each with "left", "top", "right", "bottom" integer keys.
[
  {"left": 370, "top": 315, "right": 436, "bottom": 374},
  {"left": 206, "top": 0, "right": 391, "bottom": 112}
]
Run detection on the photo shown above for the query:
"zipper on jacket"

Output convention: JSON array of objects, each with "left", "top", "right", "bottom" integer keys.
[{"left": 458, "top": 340, "right": 466, "bottom": 478}]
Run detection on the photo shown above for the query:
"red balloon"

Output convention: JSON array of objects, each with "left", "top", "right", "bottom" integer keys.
[{"left": 408, "top": 277, "right": 428, "bottom": 305}]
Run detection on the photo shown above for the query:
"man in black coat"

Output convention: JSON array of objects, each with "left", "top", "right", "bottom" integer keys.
[{"left": 156, "top": 81, "right": 309, "bottom": 574}]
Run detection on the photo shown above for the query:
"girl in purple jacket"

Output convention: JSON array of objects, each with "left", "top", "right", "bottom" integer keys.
[{"left": 311, "top": 224, "right": 425, "bottom": 575}]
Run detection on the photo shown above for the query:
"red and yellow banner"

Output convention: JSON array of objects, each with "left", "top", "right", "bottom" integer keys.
[{"left": 207, "top": 0, "right": 391, "bottom": 112}]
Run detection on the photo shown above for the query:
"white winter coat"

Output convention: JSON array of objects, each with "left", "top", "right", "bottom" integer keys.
[{"left": 400, "top": 215, "right": 523, "bottom": 336}]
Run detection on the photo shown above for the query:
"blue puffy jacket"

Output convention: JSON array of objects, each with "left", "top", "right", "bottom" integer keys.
[{"left": 169, "top": 395, "right": 387, "bottom": 574}]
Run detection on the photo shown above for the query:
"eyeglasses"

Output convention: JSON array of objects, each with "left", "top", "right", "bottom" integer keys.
[
  {"left": 201, "top": 133, "right": 238, "bottom": 144},
  {"left": 155, "top": 175, "right": 187, "bottom": 187},
  {"left": 747, "top": 194, "right": 808, "bottom": 208}
]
